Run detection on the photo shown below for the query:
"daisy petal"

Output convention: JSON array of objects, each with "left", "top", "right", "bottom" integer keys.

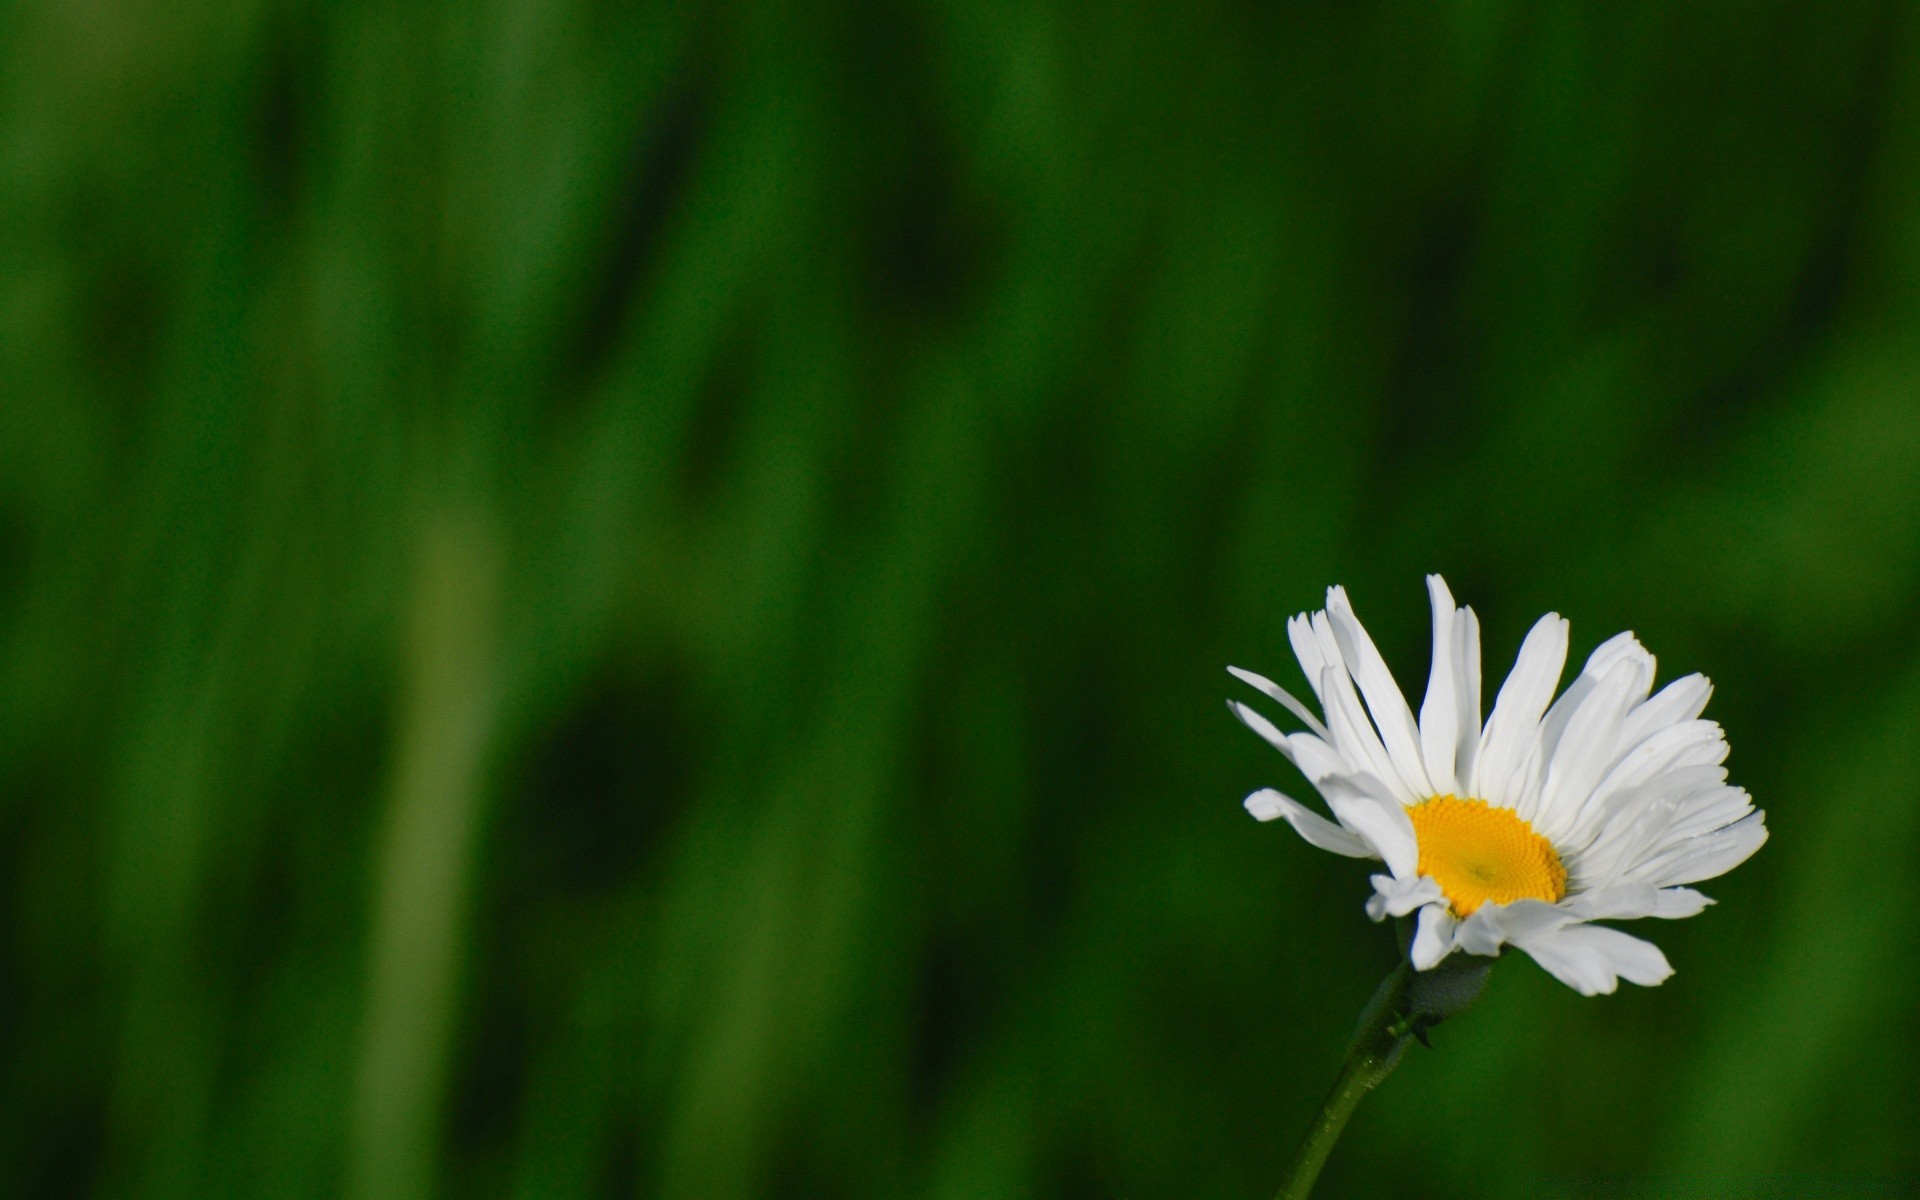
[
  {"left": 1319, "top": 664, "right": 1419, "bottom": 803},
  {"left": 1287, "top": 613, "right": 1332, "bottom": 708},
  {"left": 1650, "top": 887, "right": 1715, "bottom": 918},
  {"left": 1567, "top": 885, "right": 1714, "bottom": 921},
  {"left": 1619, "top": 673, "right": 1713, "bottom": 750},
  {"left": 1453, "top": 605, "right": 1483, "bottom": 784},
  {"left": 1282, "top": 731, "right": 1351, "bottom": 786},
  {"left": 1327, "top": 586, "right": 1434, "bottom": 797},
  {"left": 1452, "top": 906, "right": 1508, "bottom": 956},
  {"left": 1244, "top": 788, "right": 1377, "bottom": 858},
  {"left": 1226, "top": 700, "right": 1295, "bottom": 759},
  {"left": 1419, "top": 575, "right": 1461, "bottom": 795},
  {"left": 1324, "top": 774, "right": 1419, "bottom": 878},
  {"left": 1228, "top": 665, "right": 1332, "bottom": 741},
  {"left": 1473, "top": 612, "right": 1569, "bottom": 807},
  {"left": 1569, "top": 719, "right": 1730, "bottom": 851},
  {"left": 1542, "top": 634, "right": 1655, "bottom": 745},
  {"left": 1410, "top": 903, "right": 1458, "bottom": 969},
  {"left": 1633, "top": 811, "right": 1769, "bottom": 886},
  {"left": 1580, "top": 926, "right": 1675, "bottom": 987},
  {"left": 1533, "top": 656, "right": 1648, "bottom": 837},
  {"left": 1484, "top": 897, "right": 1571, "bottom": 941},
  {"left": 1513, "top": 923, "right": 1673, "bottom": 995},
  {"left": 1365, "top": 873, "right": 1443, "bottom": 921}
]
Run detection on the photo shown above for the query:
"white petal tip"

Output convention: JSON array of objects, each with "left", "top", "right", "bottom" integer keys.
[
  {"left": 1226, "top": 665, "right": 1273, "bottom": 693},
  {"left": 1244, "top": 789, "right": 1286, "bottom": 821}
]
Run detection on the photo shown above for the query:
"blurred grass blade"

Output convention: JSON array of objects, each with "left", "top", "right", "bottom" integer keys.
[{"left": 347, "top": 501, "right": 501, "bottom": 1200}]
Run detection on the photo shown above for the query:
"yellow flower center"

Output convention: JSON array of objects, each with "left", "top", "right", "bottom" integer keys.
[{"left": 1407, "top": 795, "right": 1567, "bottom": 917}]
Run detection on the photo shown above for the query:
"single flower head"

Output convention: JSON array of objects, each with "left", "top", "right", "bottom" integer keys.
[{"left": 1228, "top": 576, "right": 1766, "bottom": 995}]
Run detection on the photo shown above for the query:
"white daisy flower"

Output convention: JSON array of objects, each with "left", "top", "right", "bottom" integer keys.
[{"left": 1229, "top": 575, "right": 1767, "bottom": 996}]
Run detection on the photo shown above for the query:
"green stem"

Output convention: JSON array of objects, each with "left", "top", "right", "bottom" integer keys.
[{"left": 1275, "top": 963, "right": 1415, "bottom": 1200}]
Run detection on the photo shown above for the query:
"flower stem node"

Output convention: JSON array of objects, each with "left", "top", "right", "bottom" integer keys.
[{"left": 1278, "top": 952, "right": 1492, "bottom": 1200}]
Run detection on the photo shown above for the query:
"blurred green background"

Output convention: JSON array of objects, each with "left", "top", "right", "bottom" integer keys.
[{"left": 4, "top": 1, "right": 1918, "bottom": 1197}]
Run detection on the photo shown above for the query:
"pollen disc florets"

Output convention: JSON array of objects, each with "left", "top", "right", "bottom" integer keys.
[{"left": 1408, "top": 796, "right": 1566, "bottom": 916}]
